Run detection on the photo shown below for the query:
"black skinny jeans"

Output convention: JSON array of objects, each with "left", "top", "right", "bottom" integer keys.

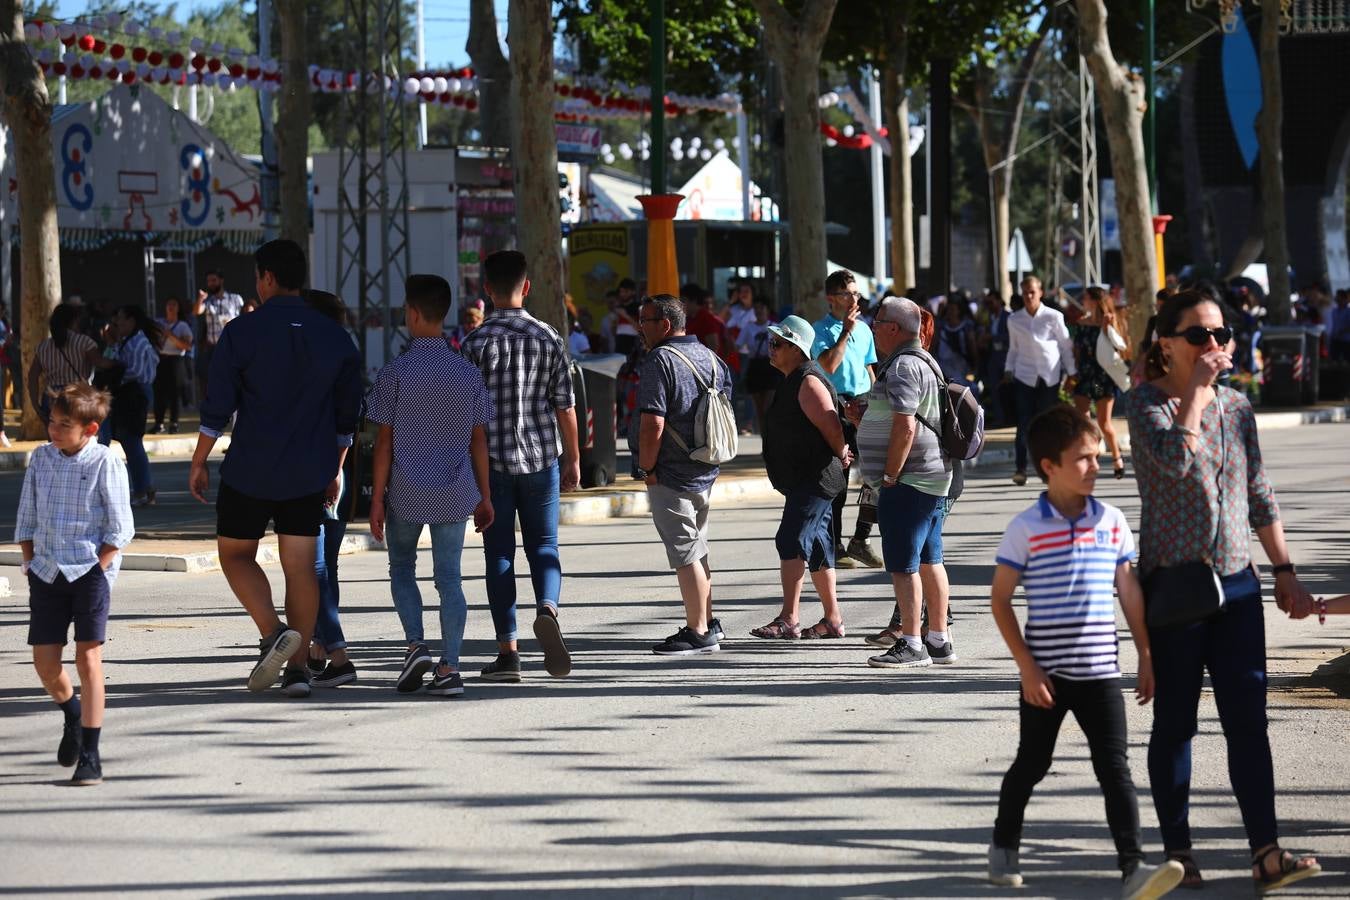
[
  {"left": 994, "top": 675, "right": 1144, "bottom": 875},
  {"left": 153, "top": 354, "right": 183, "bottom": 427},
  {"left": 1013, "top": 378, "right": 1062, "bottom": 472}
]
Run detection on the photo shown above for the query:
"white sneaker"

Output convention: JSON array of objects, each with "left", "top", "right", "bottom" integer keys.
[
  {"left": 988, "top": 844, "right": 1024, "bottom": 887},
  {"left": 1122, "top": 860, "right": 1185, "bottom": 900},
  {"left": 0, "top": 432, "right": 11, "bottom": 448}
]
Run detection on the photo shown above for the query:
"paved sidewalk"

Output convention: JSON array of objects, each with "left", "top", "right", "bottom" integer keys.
[{"left": 1, "top": 423, "right": 1346, "bottom": 897}]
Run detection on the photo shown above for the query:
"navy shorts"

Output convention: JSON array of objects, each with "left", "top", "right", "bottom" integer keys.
[
  {"left": 27, "top": 565, "right": 111, "bottom": 645},
  {"left": 775, "top": 488, "right": 836, "bottom": 572},
  {"left": 877, "top": 482, "right": 946, "bottom": 574},
  {"left": 217, "top": 481, "right": 324, "bottom": 540}
]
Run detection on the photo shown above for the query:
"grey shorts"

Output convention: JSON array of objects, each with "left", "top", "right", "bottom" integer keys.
[{"left": 648, "top": 483, "right": 712, "bottom": 569}]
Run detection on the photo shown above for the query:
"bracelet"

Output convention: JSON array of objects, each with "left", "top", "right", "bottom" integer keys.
[
  {"left": 1272, "top": 563, "right": 1296, "bottom": 576},
  {"left": 1174, "top": 424, "right": 1199, "bottom": 438},
  {"left": 882, "top": 472, "right": 897, "bottom": 483}
]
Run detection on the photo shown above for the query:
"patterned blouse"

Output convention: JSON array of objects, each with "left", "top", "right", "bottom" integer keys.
[{"left": 1126, "top": 382, "right": 1279, "bottom": 577}]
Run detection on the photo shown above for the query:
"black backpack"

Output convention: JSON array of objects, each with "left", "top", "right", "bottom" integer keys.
[{"left": 898, "top": 348, "right": 986, "bottom": 461}]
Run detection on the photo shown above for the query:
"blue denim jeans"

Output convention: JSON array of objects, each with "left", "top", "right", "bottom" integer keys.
[
  {"left": 313, "top": 519, "right": 348, "bottom": 651},
  {"left": 385, "top": 513, "right": 468, "bottom": 669},
  {"left": 1147, "top": 568, "right": 1277, "bottom": 852},
  {"left": 100, "top": 382, "right": 153, "bottom": 494},
  {"left": 483, "top": 462, "right": 561, "bottom": 642}
]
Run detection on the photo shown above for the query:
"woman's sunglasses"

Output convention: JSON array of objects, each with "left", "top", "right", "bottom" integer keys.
[
  {"left": 768, "top": 337, "right": 787, "bottom": 350},
  {"left": 1169, "top": 325, "right": 1234, "bottom": 346}
]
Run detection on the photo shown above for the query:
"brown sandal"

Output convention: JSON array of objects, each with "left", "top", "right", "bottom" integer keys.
[
  {"left": 799, "top": 619, "right": 845, "bottom": 639},
  {"left": 750, "top": 617, "right": 800, "bottom": 639}
]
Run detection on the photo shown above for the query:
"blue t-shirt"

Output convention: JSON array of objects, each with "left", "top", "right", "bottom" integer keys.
[
  {"left": 810, "top": 314, "right": 877, "bottom": 398},
  {"left": 994, "top": 494, "right": 1137, "bottom": 681}
]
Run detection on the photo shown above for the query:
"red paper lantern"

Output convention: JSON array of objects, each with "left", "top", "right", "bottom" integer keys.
[
  {"left": 53, "top": 62, "right": 66, "bottom": 75},
  {"left": 110, "top": 43, "right": 125, "bottom": 59},
  {"left": 92, "top": 39, "right": 106, "bottom": 54},
  {"left": 77, "top": 34, "right": 95, "bottom": 51},
  {"left": 228, "top": 64, "right": 244, "bottom": 78},
  {"left": 452, "top": 95, "right": 465, "bottom": 107},
  {"left": 148, "top": 51, "right": 164, "bottom": 66},
  {"left": 106, "top": 68, "right": 119, "bottom": 81},
  {"left": 89, "top": 66, "right": 102, "bottom": 79},
  {"left": 207, "top": 58, "right": 221, "bottom": 73},
  {"left": 558, "top": 84, "right": 570, "bottom": 96},
  {"left": 466, "top": 98, "right": 478, "bottom": 111},
  {"left": 345, "top": 72, "right": 357, "bottom": 88},
  {"left": 122, "top": 72, "right": 136, "bottom": 84},
  {"left": 70, "top": 64, "right": 85, "bottom": 78},
  {"left": 167, "top": 52, "right": 183, "bottom": 69},
  {"left": 190, "top": 55, "right": 206, "bottom": 71},
  {"left": 159, "top": 73, "right": 171, "bottom": 85},
  {"left": 246, "top": 66, "right": 260, "bottom": 79},
  {"left": 439, "top": 92, "right": 451, "bottom": 103},
  {"left": 132, "top": 47, "right": 147, "bottom": 63}
]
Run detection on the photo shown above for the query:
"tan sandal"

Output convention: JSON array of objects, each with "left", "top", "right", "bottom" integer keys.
[
  {"left": 750, "top": 617, "right": 800, "bottom": 639},
  {"left": 799, "top": 618, "right": 845, "bottom": 639}
]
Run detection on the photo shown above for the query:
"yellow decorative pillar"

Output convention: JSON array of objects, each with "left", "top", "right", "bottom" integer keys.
[
  {"left": 638, "top": 194, "right": 684, "bottom": 295},
  {"left": 1152, "top": 214, "right": 1173, "bottom": 292}
]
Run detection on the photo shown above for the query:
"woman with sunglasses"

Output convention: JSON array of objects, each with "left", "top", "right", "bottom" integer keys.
[
  {"left": 751, "top": 316, "right": 852, "bottom": 640},
  {"left": 1126, "top": 290, "right": 1319, "bottom": 894}
]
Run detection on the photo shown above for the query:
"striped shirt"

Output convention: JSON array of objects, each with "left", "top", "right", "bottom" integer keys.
[
  {"left": 201, "top": 291, "right": 244, "bottom": 344},
  {"left": 15, "top": 440, "right": 135, "bottom": 584},
  {"left": 857, "top": 342, "right": 952, "bottom": 496},
  {"left": 995, "top": 495, "right": 1136, "bottom": 681},
  {"left": 460, "top": 307, "right": 575, "bottom": 475},
  {"left": 366, "top": 337, "right": 494, "bottom": 524},
  {"left": 117, "top": 331, "right": 159, "bottom": 385},
  {"left": 36, "top": 333, "right": 97, "bottom": 389}
]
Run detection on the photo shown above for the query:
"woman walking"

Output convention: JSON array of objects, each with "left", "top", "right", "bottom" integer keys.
[
  {"left": 1127, "top": 289, "right": 1320, "bottom": 894},
  {"left": 750, "top": 316, "right": 852, "bottom": 640},
  {"left": 106, "top": 306, "right": 161, "bottom": 506},
  {"left": 936, "top": 297, "right": 976, "bottom": 384},
  {"left": 153, "top": 297, "right": 194, "bottom": 433},
  {"left": 27, "top": 304, "right": 101, "bottom": 422},
  {"left": 1073, "top": 286, "right": 1131, "bottom": 478}
]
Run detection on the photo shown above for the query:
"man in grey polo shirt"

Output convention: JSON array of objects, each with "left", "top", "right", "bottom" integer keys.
[{"left": 634, "top": 294, "right": 730, "bottom": 656}]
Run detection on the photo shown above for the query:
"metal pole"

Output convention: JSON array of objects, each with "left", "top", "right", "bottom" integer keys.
[
  {"left": 415, "top": 0, "right": 428, "bottom": 149},
  {"left": 930, "top": 58, "right": 952, "bottom": 297},
  {"left": 58, "top": 74, "right": 66, "bottom": 104},
  {"left": 649, "top": 0, "right": 666, "bottom": 195},
  {"left": 868, "top": 66, "right": 886, "bottom": 286},
  {"left": 736, "top": 105, "right": 751, "bottom": 221},
  {"left": 257, "top": 0, "right": 280, "bottom": 240},
  {"left": 1144, "top": 0, "right": 1156, "bottom": 212},
  {"left": 188, "top": 84, "right": 198, "bottom": 122}
]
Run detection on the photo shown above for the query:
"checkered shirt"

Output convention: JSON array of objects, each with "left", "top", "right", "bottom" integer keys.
[
  {"left": 202, "top": 291, "right": 244, "bottom": 344},
  {"left": 117, "top": 330, "right": 160, "bottom": 385},
  {"left": 15, "top": 441, "right": 135, "bottom": 584},
  {"left": 366, "top": 338, "right": 494, "bottom": 524},
  {"left": 460, "top": 308, "right": 575, "bottom": 475}
]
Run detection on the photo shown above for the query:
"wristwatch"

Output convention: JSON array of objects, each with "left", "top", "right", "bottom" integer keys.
[
  {"left": 1271, "top": 563, "right": 1296, "bottom": 576},
  {"left": 882, "top": 472, "right": 898, "bottom": 485},
  {"left": 634, "top": 465, "right": 650, "bottom": 480}
]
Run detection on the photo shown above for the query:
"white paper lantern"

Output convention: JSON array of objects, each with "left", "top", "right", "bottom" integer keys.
[
  {"left": 689, "top": 136, "right": 701, "bottom": 149},
  {"left": 57, "top": 24, "right": 75, "bottom": 41},
  {"left": 189, "top": 151, "right": 204, "bottom": 170},
  {"left": 600, "top": 143, "right": 611, "bottom": 156},
  {"left": 106, "top": 12, "right": 122, "bottom": 29},
  {"left": 189, "top": 38, "right": 204, "bottom": 52},
  {"left": 842, "top": 125, "right": 855, "bottom": 138},
  {"left": 433, "top": 76, "right": 447, "bottom": 93},
  {"left": 125, "top": 22, "right": 141, "bottom": 37},
  {"left": 263, "top": 59, "right": 279, "bottom": 74},
  {"left": 603, "top": 153, "right": 615, "bottom": 165},
  {"left": 404, "top": 77, "right": 420, "bottom": 96},
  {"left": 148, "top": 26, "right": 163, "bottom": 41},
  {"left": 80, "top": 54, "right": 95, "bottom": 68},
  {"left": 686, "top": 147, "right": 697, "bottom": 160},
  {"left": 700, "top": 148, "right": 711, "bottom": 160},
  {"left": 448, "top": 77, "right": 461, "bottom": 93},
  {"left": 752, "top": 133, "right": 762, "bottom": 148},
  {"left": 23, "top": 23, "right": 38, "bottom": 41},
  {"left": 618, "top": 143, "right": 633, "bottom": 160},
  {"left": 136, "top": 63, "right": 150, "bottom": 78},
  {"left": 201, "top": 72, "right": 216, "bottom": 87},
  {"left": 670, "top": 139, "right": 682, "bottom": 152},
  {"left": 90, "top": 15, "right": 107, "bottom": 30},
  {"left": 248, "top": 55, "right": 261, "bottom": 69},
  {"left": 62, "top": 51, "right": 76, "bottom": 65},
  {"left": 419, "top": 76, "right": 435, "bottom": 93},
  {"left": 641, "top": 148, "right": 650, "bottom": 161},
  {"left": 41, "top": 23, "right": 58, "bottom": 41},
  {"left": 713, "top": 137, "right": 726, "bottom": 151},
  {"left": 210, "top": 42, "right": 225, "bottom": 54},
  {"left": 166, "top": 31, "right": 181, "bottom": 45}
]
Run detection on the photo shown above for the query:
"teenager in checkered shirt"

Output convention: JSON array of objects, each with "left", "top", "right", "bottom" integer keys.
[
  {"left": 17, "top": 384, "right": 135, "bottom": 787},
  {"left": 460, "top": 250, "right": 579, "bottom": 683}
]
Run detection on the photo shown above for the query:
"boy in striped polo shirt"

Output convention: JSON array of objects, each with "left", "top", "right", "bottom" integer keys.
[{"left": 987, "top": 405, "right": 1183, "bottom": 900}]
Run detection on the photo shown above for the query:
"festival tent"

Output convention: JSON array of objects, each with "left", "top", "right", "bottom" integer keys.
[{"left": 0, "top": 84, "right": 264, "bottom": 315}]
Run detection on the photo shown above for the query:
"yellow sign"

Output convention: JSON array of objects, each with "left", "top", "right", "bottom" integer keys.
[{"left": 568, "top": 225, "right": 631, "bottom": 325}]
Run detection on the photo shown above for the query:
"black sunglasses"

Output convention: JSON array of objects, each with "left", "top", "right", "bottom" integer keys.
[
  {"left": 1169, "top": 325, "right": 1234, "bottom": 347},
  {"left": 768, "top": 336, "right": 788, "bottom": 350}
]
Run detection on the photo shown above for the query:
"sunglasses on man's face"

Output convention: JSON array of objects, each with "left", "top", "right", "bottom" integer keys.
[{"left": 1170, "top": 325, "right": 1234, "bottom": 347}]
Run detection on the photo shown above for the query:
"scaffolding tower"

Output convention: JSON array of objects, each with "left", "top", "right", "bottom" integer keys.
[{"left": 335, "top": 0, "right": 412, "bottom": 363}]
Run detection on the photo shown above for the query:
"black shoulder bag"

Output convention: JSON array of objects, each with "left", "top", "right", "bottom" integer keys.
[{"left": 1143, "top": 397, "right": 1227, "bottom": 630}]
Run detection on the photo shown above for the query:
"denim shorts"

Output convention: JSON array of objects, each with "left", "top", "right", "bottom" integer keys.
[
  {"left": 776, "top": 488, "right": 835, "bottom": 572},
  {"left": 877, "top": 481, "right": 946, "bottom": 574}
]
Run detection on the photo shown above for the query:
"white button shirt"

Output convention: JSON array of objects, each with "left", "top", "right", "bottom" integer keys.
[{"left": 1005, "top": 304, "right": 1076, "bottom": 387}]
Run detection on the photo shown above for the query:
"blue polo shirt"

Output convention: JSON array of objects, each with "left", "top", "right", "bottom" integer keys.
[
  {"left": 200, "top": 295, "right": 363, "bottom": 500},
  {"left": 811, "top": 314, "right": 877, "bottom": 398}
]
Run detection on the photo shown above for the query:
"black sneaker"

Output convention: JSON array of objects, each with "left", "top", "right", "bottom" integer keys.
[
  {"left": 652, "top": 626, "right": 720, "bottom": 656},
  {"left": 313, "top": 660, "right": 357, "bottom": 688},
  {"left": 480, "top": 651, "right": 522, "bottom": 683},
  {"left": 281, "top": 667, "right": 312, "bottom": 698},
  {"left": 926, "top": 638, "right": 958, "bottom": 665},
  {"left": 426, "top": 669, "right": 465, "bottom": 697},
  {"left": 397, "top": 643, "right": 435, "bottom": 693},
  {"left": 306, "top": 655, "right": 326, "bottom": 676},
  {"left": 709, "top": 618, "right": 725, "bottom": 643},
  {"left": 533, "top": 609, "right": 572, "bottom": 677},
  {"left": 867, "top": 641, "right": 932, "bottom": 669},
  {"left": 57, "top": 718, "right": 82, "bottom": 768},
  {"left": 248, "top": 627, "right": 302, "bottom": 692},
  {"left": 71, "top": 752, "right": 103, "bottom": 786}
]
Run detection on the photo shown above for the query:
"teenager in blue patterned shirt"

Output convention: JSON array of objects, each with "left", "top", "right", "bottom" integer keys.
[
  {"left": 368, "top": 275, "right": 494, "bottom": 697},
  {"left": 103, "top": 306, "right": 160, "bottom": 507},
  {"left": 17, "top": 384, "right": 135, "bottom": 787}
]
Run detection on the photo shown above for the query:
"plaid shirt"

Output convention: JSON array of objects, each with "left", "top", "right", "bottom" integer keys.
[
  {"left": 117, "top": 330, "right": 160, "bottom": 385},
  {"left": 15, "top": 441, "right": 135, "bottom": 584},
  {"left": 461, "top": 307, "right": 574, "bottom": 475},
  {"left": 202, "top": 291, "right": 244, "bottom": 344}
]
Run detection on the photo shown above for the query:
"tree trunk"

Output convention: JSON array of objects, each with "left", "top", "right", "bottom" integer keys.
[
  {"left": 0, "top": 1, "right": 61, "bottom": 439},
  {"left": 276, "top": 0, "right": 310, "bottom": 245},
  {"left": 753, "top": 0, "right": 840, "bottom": 321},
  {"left": 467, "top": 0, "right": 512, "bottom": 150},
  {"left": 1257, "top": 0, "right": 1291, "bottom": 323},
  {"left": 881, "top": 54, "right": 915, "bottom": 291},
  {"left": 507, "top": 0, "right": 565, "bottom": 333},
  {"left": 1077, "top": 0, "right": 1156, "bottom": 351}
]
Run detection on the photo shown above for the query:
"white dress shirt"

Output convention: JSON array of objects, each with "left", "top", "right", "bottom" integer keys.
[{"left": 1005, "top": 304, "right": 1076, "bottom": 387}]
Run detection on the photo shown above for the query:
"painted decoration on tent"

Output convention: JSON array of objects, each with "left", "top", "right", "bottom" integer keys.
[{"left": 0, "top": 84, "right": 262, "bottom": 233}]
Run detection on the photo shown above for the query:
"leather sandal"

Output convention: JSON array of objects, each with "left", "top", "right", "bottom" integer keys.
[
  {"left": 749, "top": 617, "right": 800, "bottom": 639},
  {"left": 799, "top": 618, "right": 845, "bottom": 639},
  {"left": 1252, "top": 846, "right": 1321, "bottom": 895}
]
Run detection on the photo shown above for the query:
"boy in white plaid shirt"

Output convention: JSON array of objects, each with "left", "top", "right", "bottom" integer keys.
[{"left": 17, "top": 384, "right": 135, "bottom": 786}]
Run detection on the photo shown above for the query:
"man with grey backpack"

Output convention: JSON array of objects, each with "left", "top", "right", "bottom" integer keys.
[{"left": 633, "top": 294, "right": 735, "bottom": 655}]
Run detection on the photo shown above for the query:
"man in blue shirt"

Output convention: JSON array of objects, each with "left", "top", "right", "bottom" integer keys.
[
  {"left": 811, "top": 270, "right": 880, "bottom": 568},
  {"left": 189, "top": 239, "right": 363, "bottom": 699}
]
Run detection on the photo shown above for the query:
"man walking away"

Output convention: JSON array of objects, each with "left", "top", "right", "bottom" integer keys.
[
  {"left": 1005, "top": 276, "right": 1074, "bottom": 485},
  {"left": 461, "top": 250, "right": 580, "bottom": 682},
  {"left": 190, "top": 240, "right": 363, "bottom": 698},
  {"left": 634, "top": 294, "right": 729, "bottom": 655},
  {"left": 194, "top": 270, "right": 245, "bottom": 405}
]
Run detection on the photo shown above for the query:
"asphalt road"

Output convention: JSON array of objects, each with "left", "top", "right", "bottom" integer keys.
[{"left": 1, "top": 425, "right": 1347, "bottom": 898}]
